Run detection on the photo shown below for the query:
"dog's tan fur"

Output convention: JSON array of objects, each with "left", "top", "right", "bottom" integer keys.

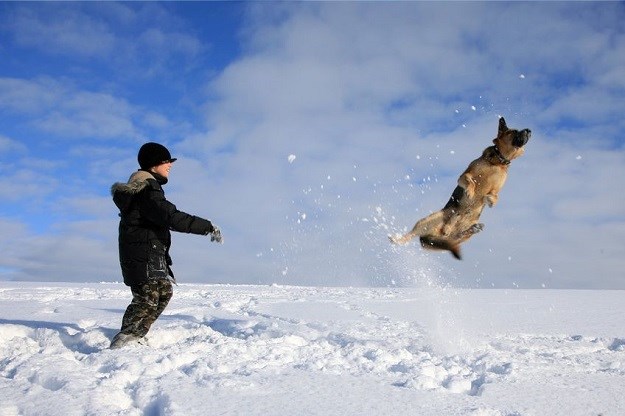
[{"left": 389, "top": 117, "right": 531, "bottom": 259}]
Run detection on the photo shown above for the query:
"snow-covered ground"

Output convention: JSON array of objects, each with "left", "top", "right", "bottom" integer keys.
[{"left": 0, "top": 281, "right": 623, "bottom": 416}]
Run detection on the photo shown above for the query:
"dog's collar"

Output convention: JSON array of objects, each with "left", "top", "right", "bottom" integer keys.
[{"left": 493, "top": 146, "right": 511, "bottom": 165}]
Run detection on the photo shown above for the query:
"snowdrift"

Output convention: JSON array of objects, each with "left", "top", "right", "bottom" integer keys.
[{"left": 0, "top": 282, "right": 623, "bottom": 415}]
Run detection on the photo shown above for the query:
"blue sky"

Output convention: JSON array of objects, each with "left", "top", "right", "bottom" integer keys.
[{"left": 1, "top": 2, "right": 624, "bottom": 289}]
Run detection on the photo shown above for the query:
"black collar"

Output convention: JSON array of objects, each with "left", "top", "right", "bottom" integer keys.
[{"left": 492, "top": 146, "right": 511, "bottom": 165}]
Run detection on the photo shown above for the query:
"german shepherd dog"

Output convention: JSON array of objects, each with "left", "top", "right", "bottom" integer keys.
[{"left": 389, "top": 117, "right": 531, "bottom": 259}]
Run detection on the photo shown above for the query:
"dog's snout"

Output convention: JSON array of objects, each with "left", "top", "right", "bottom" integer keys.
[{"left": 513, "top": 129, "right": 531, "bottom": 147}]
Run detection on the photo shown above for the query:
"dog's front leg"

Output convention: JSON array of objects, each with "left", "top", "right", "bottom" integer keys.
[
  {"left": 458, "top": 173, "right": 476, "bottom": 200},
  {"left": 484, "top": 193, "right": 498, "bottom": 207}
]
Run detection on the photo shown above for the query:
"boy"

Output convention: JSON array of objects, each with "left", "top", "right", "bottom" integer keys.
[{"left": 110, "top": 142, "right": 222, "bottom": 348}]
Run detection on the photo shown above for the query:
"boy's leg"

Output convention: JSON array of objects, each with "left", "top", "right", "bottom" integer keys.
[
  {"left": 118, "top": 280, "right": 161, "bottom": 338},
  {"left": 152, "top": 278, "right": 173, "bottom": 322},
  {"left": 111, "top": 279, "right": 173, "bottom": 348}
]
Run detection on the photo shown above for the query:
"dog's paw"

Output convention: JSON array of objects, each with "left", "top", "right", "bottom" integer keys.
[
  {"left": 469, "top": 223, "right": 484, "bottom": 234},
  {"left": 485, "top": 194, "right": 498, "bottom": 207},
  {"left": 459, "top": 223, "right": 484, "bottom": 238},
  {"left": 389, "top": 234, "right": 407, "bottom": 245},
  {"left": 464, "top": 187, "right": 475, "bottom": 200}
]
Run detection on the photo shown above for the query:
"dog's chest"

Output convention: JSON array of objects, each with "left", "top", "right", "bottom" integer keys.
[{"left": 475, "top": 164, "right": 508, "bottom": 191}]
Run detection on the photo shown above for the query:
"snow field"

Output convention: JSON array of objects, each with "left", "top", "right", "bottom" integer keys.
[{"left": 0, "top": 282, "right": 623, "bottom": 415}]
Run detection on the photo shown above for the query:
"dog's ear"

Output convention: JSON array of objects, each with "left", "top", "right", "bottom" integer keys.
[{"left": 498, "top": 117, "right": 508, "bottom": 135}]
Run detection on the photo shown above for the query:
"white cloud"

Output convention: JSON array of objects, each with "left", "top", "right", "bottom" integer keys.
[
  {"left": 0, "top": 167, "right": 59, "bottom": 203},
  {"left": 138, "top": 28, "right": 202, "bottom": 59},
  {"left": 4, "top": 3, "right": 207, "bottom": 80},
  {"left": 9, "top": 5, "right": 116, "bottom": 58},
  {"left": 173, "top": 2, "right": 625, "bottom": 288},
  {"left": 0, "top": 135, "right": 27, "bottom": 153},
  {"left": 1, "top": 2, "right": 624, "bottom": 289},
  {"left": 0, "top": 77, "right": 139, "bottom": 139},
  {"left": 0, "top": 77, "right": 62, "bottom": 113},
  {"left": 37, "top": 91, "right": 137, "bottom": 139},
  {"left": 2, "top": 231, "right": 119, "bottom": 282}
]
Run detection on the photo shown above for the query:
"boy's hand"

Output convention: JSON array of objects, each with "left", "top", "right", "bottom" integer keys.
[{"left": 210, "top": 226, "right": 223, "bottom": 244}]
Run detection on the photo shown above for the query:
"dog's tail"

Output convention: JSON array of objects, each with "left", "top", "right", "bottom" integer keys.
[{"left": 420, "top": 236, "right": 462, "bottom": 260}]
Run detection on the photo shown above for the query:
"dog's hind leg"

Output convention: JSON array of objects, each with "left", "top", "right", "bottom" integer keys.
[
  {"left": 389, "top": 211, "right": 445, "bottom": 245},
  {"left": 464, "top": 223, "right": 484, "bottom": 236},
  {"left": 450, "top": 223, "right": 485, "bottom": 246}
]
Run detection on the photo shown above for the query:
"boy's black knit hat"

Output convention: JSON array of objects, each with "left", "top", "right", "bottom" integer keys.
[{"left": 138, "top": 142, "right": 177, "bottom": 170}]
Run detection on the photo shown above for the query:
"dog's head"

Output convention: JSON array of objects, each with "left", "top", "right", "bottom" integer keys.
[{"left": 493, "top": 117, "right": 531, "bottom": 162}]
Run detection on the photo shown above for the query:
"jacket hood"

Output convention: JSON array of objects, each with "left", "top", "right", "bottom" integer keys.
[{"left": 111, "top": 170, "right": 155, "bottom": 212}]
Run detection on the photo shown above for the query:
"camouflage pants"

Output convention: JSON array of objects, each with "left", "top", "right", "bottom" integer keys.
[{"left": 118, "top": 278, "right": 173, "bottom": 338}]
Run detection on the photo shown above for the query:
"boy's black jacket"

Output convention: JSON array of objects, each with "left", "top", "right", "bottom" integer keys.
[{"left": 111, "top": 170, "right": 214, "bottom": 286}]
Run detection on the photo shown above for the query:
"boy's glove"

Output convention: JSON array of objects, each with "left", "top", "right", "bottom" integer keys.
[{"left": 210, "top": 226, "right": 223, "bottom": 244}]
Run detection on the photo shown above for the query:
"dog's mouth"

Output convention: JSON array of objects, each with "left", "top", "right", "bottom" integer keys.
[{"left": 513, "top": 129, "right": 531, "bottom": 148}]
